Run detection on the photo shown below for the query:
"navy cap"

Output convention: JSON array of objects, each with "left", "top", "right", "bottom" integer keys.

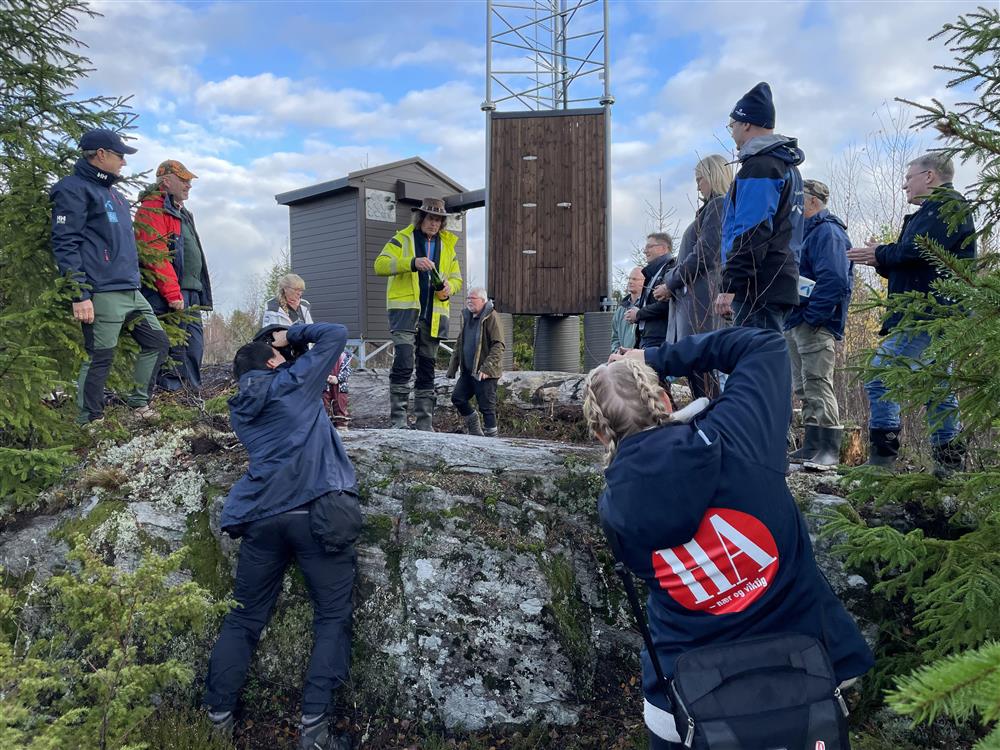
[
  {"left": 730, "top": 82, "right": 776, "bottom": 129},
  {"left": 79, "top": 128, "right": 138, "bottom": 155}
]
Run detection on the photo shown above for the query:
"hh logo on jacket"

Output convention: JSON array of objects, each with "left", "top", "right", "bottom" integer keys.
[{"left": 651, "top": 508, "right": 779, "bottom": 615}]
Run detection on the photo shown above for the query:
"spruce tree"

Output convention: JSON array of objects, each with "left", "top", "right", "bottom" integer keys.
[
  {"left": 0, "top": 0, "right": 135, "bottom": 514},
  {"left": 827, "top": 7, "right": 1000, "bottom": 745}
]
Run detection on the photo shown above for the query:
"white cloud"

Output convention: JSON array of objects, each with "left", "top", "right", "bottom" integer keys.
[{"left": 68, "top": 0, "right": 985, "bottom": 309}]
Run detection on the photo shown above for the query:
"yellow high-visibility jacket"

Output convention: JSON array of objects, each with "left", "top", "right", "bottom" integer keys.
[{"left": 374, "top": 224, "right": 463, "bottom": 338}]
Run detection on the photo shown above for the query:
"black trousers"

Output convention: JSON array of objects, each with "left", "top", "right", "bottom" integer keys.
[
  {"left": 204, "top": 507, "right": 355, "bottom": 715},
  {"left": 450, "top": 371, "right": 498, "bottom": 429},
  {"left": 390, "top": 319, "right": 438, "bottom": 391}
]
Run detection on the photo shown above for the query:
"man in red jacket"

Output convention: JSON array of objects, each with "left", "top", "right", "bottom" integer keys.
[{"left": 135, "top": 160, "right": 213, "bottom": 395}]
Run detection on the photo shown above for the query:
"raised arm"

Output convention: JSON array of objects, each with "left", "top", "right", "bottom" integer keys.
[
  {"left": 284, "top": 323, "right": 348, "bottom": 399},
  {"left": 643, "top": 327, "right": 790, "bottom": 471}
]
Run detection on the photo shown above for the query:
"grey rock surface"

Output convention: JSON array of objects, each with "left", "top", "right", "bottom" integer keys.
[
  {"left": 348, "top": 369, "right": 691, "bottom": 422},
  {"left": 1, "top": 420, "right": 868, "bottom": 732}
]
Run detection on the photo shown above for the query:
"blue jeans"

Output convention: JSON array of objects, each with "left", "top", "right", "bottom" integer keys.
[
  {"left": 864, "top": 331, "right": 960, "bottom": 446},
  {"left": 204, "top": 508, "right": 355, "bottom": 715},
  {"left": 158, "top": 289, "right": 205, "bottom": 392}
]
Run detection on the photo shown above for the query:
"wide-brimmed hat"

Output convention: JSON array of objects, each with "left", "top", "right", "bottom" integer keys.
[{"left": 412, "top": 197, "right": 448, "bottom": 217}]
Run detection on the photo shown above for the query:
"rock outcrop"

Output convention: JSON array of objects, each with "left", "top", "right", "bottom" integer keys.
[{"left": 0, "top": 417, "right": 869, "bottom": 732}]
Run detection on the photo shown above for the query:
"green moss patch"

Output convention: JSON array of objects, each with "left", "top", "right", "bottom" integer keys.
[{"left": 182, "top": 509, "right": 232, "bottom": 600}]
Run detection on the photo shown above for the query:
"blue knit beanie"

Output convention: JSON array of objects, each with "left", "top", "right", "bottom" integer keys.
[{"left": 730, "top": 82, "right": 775, "bottom": 129}]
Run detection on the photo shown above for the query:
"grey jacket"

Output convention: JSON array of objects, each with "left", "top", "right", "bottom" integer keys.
[{"left": 666, "top": 195, "right": 725, "bottom": 344}]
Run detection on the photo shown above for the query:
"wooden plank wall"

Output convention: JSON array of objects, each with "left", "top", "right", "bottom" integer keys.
[
  {"left": 289, "top": 192, "right": 361, "bottom": 335},
  {"left": 488, "top": 111, "right": 607, "bottom": 315}
]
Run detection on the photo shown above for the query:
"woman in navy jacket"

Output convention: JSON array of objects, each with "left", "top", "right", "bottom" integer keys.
[{"left": 585, "top": 327, "right": 873, "bottom": 748}]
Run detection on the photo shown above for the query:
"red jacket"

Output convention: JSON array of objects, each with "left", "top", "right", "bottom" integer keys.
[{"left": 135, "top": 191, "right": 183, "bottom": 305}]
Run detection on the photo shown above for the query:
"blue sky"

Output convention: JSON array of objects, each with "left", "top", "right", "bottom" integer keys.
[{"left": 74, "top": 0, "right": 981, "bottom": 314}]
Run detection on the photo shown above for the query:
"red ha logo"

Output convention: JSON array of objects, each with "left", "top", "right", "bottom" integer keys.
[{"left": 650, "top": 508, "right": 779, "bottom": 615}]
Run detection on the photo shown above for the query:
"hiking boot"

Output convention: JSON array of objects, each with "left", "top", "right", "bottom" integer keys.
[
  {"left": 483, "top": 426, "right": 498, "bottom": 438},
  {"left": 299, "top": 713, "right": 352, "bottom": 750},
  {"left": 207, "top": 709, "right": 234, "bottom": 737},
  {"left": 803, "top": 426, "right": 843, "bottom": 471},
  {"left": 866, "top": 427, "right": 899, "bottom": 469},
  {"left": 932, "top": 439, "right": 965, "bottom": 479},
  {"left": 463, "top": 411, "right": 484, "bottom": 436},
  {"left": 788, "top": 424, "right": 820, "bottom": 462},
  {"left": 131, "top": 404, "right": 158, "bottom": 421}
]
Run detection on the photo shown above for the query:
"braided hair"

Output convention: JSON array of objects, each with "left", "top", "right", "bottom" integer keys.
[{"left": 583, "top": 358, "right": 672, "bottom": 466}]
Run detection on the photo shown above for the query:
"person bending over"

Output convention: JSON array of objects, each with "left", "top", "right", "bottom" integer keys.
[
  {"left": 585, "top": 327, "right": 873, "bottom": 749},
  {"left": 204, "top": 322, "right": 359, "bottom": 750}
]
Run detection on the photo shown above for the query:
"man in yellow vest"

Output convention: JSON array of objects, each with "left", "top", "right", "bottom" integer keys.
[{"left": 374, "top": 197, "right": 463, "bottom": 430}]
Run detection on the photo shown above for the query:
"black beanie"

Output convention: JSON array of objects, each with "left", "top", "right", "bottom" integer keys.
[{"left": 730, "top": 82, "right": 775, "bottom": 129}]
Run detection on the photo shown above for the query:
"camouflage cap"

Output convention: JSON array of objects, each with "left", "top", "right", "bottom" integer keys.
[
  {"left": 156, "top": 159, "right": 197, "bottom": 181},
  {"left": 803, "top": 179, "right": 830, "bottom": 203}
]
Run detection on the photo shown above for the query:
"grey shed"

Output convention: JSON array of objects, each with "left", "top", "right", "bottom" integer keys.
[{"left": 274, "top": 157, "right": 475, "bottom": 357}]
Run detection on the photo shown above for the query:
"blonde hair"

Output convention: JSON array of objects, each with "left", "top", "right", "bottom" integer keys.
[
  {"left": 695, "top": 154, "right": 734, "bottom": 199},
  {"left": 583, "top": 359, "right": 672, "bottom": 466},
  {"left": 277, "top": 273, "right": 305, "bottom": 310}
]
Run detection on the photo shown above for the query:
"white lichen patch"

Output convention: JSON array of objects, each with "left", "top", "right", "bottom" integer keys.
[{"left": 93, "top": 429, "right": 211, "bottom": 515}]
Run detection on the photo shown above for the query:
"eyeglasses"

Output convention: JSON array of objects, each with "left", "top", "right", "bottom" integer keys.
[
  {"left": 904, "top": 170, "right": 931, "bottom": 183},
  {"left": 644, "top": 243, "right": 665, "bottom": 251},
  {"left": 101, "top": 148, "right": 125, "bottom": 160}
]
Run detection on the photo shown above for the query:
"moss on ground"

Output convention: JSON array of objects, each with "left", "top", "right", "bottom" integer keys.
[
  {"left": 182, "top": 509, "right": 232, "bottom": 600},
  {"left": 539, "top": 551, "right": 596, "bottom": 700},
  {"left": 204, "top": 392, "right": 233, "bottom": 415},
  {"left": 360, "top": 513, "right": 394, "bottom": 545},
  {"left": 52, "top": 497, "right": 126, "bottom": 546}
]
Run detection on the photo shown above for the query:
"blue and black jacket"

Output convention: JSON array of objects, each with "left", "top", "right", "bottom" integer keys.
[
  {"left": 785, "top": 209, "right": 853, "bottom": 338},
  {"left": 875, "top": 184, "right": 976, "bottom": 334},
  {"left": 600, "top": 328, "right": 873, "bottom": 716},
  {"left": 721, "top": 135, "right": 805, "bottom": 311},
  {"left": 221, "top": 323, "right": 357, "bottom": 531},
  {"left": 49, "top": 158, "right": 141, "bottom": 301}
]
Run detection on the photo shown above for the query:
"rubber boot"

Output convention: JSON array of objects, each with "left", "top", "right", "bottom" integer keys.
[
  {"left": 932, "top": 439, "right": 965, "bottom": 480},
  {"left": 803, "top": 426, "right": 843, "bottom": 471},
  {"left": 867, "top": 427, "right": 900, "bottom": 468},
  {"left": 789, "top": 424, "right": 820, "bottom": 462},
  {"left": 413, "top": 389, "right": 436, "bottom": 432},
  {"left": 389, "top": 385, "right": 409, "bottom": 429},
  {"left": 464, "top": 411, "right": 484, "bottom": 436}
]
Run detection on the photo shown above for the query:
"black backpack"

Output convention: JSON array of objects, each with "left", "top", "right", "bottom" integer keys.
[{"left": 603, "top": 523, "right": 851, "bottom": 750}]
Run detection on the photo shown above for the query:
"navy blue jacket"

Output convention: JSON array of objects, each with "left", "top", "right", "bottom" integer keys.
[
  {"left": 721, "top": 136, "right": 805, "bottom": 310},
  {"left": 50, "top": 158, "right": 141, "bottom": 300},
  {"left": 875, "top": 184, "right": 976, "bottom": 334},
  {"left": 785, "top": 209, "right": 853, "bottom": 338},
  {"left": 221, "top": 323, "right": 357, "bottom": 531},
  {"left": 600, "top": 328, "right": 873, "bottom": 714}
]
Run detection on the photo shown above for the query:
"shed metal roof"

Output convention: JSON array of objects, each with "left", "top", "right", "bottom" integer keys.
[{"left": 274, "top": 156, "right": 468, "bottom": 206}]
